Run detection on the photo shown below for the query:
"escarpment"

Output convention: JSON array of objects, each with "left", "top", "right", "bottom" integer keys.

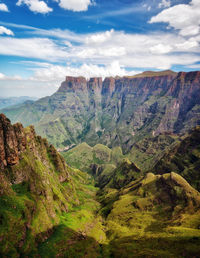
[{"left": 2, "top": 71, "right": 200, "bottom": 152}]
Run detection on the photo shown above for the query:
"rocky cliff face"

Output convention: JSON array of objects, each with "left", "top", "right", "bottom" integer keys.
[
  {"left": 0, "top": 114, "right": 76, "bottom": 255},
  {"left": 2, "top": 70, "right": 200, "bottom": 151}
]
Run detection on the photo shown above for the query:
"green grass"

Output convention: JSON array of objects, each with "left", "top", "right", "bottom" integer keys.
[{"left": 62, "top": 142, "right": 124, "bottom": 174}]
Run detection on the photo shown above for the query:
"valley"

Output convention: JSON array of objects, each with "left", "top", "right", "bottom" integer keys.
[
  {"left": 1, "top": 112, "right": 200, "bottom": 257},
  {"left": 1, "top": 0, "right": 200, "bottom": 256}
]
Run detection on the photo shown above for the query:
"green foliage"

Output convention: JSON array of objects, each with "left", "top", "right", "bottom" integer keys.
[
  {"left": 62, "top": 142, "right": 124, "bottom": 173},
  {"left": 153, "top": 126, "right": 200, "bottom": 191}
]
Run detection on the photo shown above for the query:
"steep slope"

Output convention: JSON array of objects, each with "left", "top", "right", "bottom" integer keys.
[
  {"left": 153, "top": 126, "right": 200, "bottom": 191},
  {"left": 0, "top": 114, "right": 105, "bottom": 257},
  {"left": 128, "top": 133, "right": 180, "bottom": 171},
  {"left": 1, "top": 113, "right": 200, "bottom": 257},
  {"left": 98, "top": 172, "right": 200, "bottom": 257},
  {"left": 2, "top": 71, "right": 200, "bottom": 151},
  {"left": 93, "top": 158, "right": 142, "bottom": 190},
  {"left": 62, "top": 142, "right": 124, "bottom": 172}
]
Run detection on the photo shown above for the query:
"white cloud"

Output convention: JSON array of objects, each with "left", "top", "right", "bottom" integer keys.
[
  {"left": 0, "top": 3, "right": 9, "bottom": 12},
  {"left": 54, "top": 0, "right": 94, "bottom": 12},
  {"left": 0, "top": 73, "right": 22, "bottom": 80},
  {"left": 187, "top": 63, "right": 200, "bottom": 69},
  {"left": 0, "top": 26, "right": 14, "bottom": 36},
  {"left": 0, "top": 37, "right": 68, "bottom": 61},
  {"left": 0, "top": 23, "right": 199, "bottom": 74},
  {"left": 150, "top": 0, "right": 200, "bottom": 36},
  {"left": 175, "top": 38, "right": 199, "bottom": 50},
  {"left": 150, "top": 44, "right": 172, "bottom": 54},
  {"left": 16, "top": 0, "right": 53, "bottom": 14},
  {"left": 0, "top": 62, "right": 139, "bottom": 97},
  {"left": 86, "top": 29, "right": 114, "bottom": 44},
  {"left": 159, "top": 0, "right": 171, "bottom": 8},
  {"left": 30, "top": 61, "right": 136, "bottom": 81}
]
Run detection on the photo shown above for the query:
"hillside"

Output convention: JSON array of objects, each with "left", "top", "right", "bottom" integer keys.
[
  {"left": 1, "top": 113, "right": 200, "bottom": 257},
  {"left": 62, "top": 142, "right": 124, "bottom": 172},
  {"left": 153, "top": 126, "right": 200, "bottom": 191},
  {"left": 97, "top": 172, "right": 200, "bottom": 257},
  {"left": 2, "top": 71, "right": 200, "bottom": 151},
  {"left": 0, "top": 114, "right": 105, "bottom": 257},
  {"left": 127, "top": 133, "right": 180, "bottom": 171}
]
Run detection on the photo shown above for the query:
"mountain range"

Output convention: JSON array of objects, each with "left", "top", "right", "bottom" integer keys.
[
  {"left": 1, "top": 113, "right": 200, "bottom": 257},
  {"left": 2, "top": 70, "right": 200, "bottom": 152},
  {"left": 1, "top": 70, "right": 200, "bottom": 257},
  {"left": 0, "top": 96, "right": 37, "bottom": 109}
]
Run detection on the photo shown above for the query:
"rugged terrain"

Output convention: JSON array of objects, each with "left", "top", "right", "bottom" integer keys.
[
  {"left": 153, "top": 126, "right": 200, "bottom": 191},
  {"left": 2, "top": 71, "right": 200, "bottom": 151},
  {"left": 0, "top": 114, "right": 104, "bottom": 257},
  {"left": 1, "top": 114, "right": 200, "bottom": 257}
]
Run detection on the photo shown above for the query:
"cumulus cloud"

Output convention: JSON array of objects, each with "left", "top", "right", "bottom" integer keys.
[
  {"left": 0, "top": 62, "right": 137, "bottom": 97},
  {"left": 159, "top": 0, "right": 171, "bottom": 8},
  {"left": 86, "top": 29, "right": 114, "bottom": 44},
  {"left": 0, "top": 26, "right": 14, "bottom": 36},
  {"left": 150, "top": 0, "right": 200, "bottom": 36},
  {"left": 16, "top": 0, "right": 53, "bottom": 14},
  {"left": 30, "top": 61, "right": 137, "bottom": 82},
  {"left": 54, "top": 0, "right": 94, "bottom": 12},
  {"left": 0, "top": 27, "right": 199, "bottom": 70},
  {"left": 0, "top": 3, "right": 9, "bottom": 12}
]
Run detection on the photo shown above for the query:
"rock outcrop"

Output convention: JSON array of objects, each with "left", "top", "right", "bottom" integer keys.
[
  {"left": 0, "top": 114, "right": 77, "bottom": 256},
  {"left": 0, "top": 114, "right": 19, "bottom": 168},
  {"left": 2, "top": 70, "right": 200, "bottom": 151}
]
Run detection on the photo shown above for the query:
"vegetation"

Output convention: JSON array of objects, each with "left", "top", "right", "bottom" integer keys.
[{"left": 62, "top": 142, "right": 124, "bottom": 173}]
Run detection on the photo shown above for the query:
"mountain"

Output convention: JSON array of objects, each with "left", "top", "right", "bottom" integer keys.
[
  {"left": 0, "top": 114, "right": 105, "bottom": 257},
  {"left": 2, "top": 71, "right": 200, "bottom": 151},
  {"left": 62, "top": 142, "right": 124, "bottom": 172},
  {"left": 127, "top": 132, "right": 180, "bottom": 171},
  {"left": 0, "top": 96, "right": 37, "bottom": 109},
  {"left": 1, "top": 113, "right": 200, "bottom": 257},
  {"left": 152, "top": 126, "right": 200, "bottom": 191},
  {"left": 98, "top": 172, "right": 200, "bottom": 257}
]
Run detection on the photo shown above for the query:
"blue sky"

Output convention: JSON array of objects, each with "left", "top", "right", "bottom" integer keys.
[{"left": 0, "top": 0, "right": 199, "bottom": 97}]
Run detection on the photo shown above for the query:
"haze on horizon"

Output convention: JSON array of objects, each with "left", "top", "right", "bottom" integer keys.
[{"left": 0, "top": 0, "right": 199, "bottom": 97}]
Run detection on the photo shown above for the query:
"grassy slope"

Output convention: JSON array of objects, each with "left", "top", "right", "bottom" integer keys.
[
  {"left": 38, "top": 169, "right": 108, "bottom": 257},
  {"left": 61, "top": 142, "right": 124, "bottom": 172},
  {"left": 128, "top": 133, "right": 180, "bottom": 172},
  {"left": 97, "top": 173, "right": 200, "bottom": 258},
  {"left": 2, "top": 147, "right": 200, "bottom": 257},
  {"left": 153, "top": 126, "right": 200, "bottom": 191},
  {"left": 1, "top": 121, "right": 200, "bottom": 257}
]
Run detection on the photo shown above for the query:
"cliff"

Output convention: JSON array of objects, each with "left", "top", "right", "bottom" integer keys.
[
  {"left": 0, "top": 114, "right": 75, "bottom": 255},
  {"left": 2, "top": 71, "right": 200, "bottom": 151}
]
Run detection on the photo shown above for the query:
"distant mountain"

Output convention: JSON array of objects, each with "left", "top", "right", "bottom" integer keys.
[
  {"left": 2, "top": 71, "right": 200, "bottom": 152},
  {"left": 0, "top": 96, "right": 37, "bottom": 109}
]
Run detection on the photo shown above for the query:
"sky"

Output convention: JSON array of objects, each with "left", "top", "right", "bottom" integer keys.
[{"left": 0, "top": 0, "right": 200, "bottom": 97}]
